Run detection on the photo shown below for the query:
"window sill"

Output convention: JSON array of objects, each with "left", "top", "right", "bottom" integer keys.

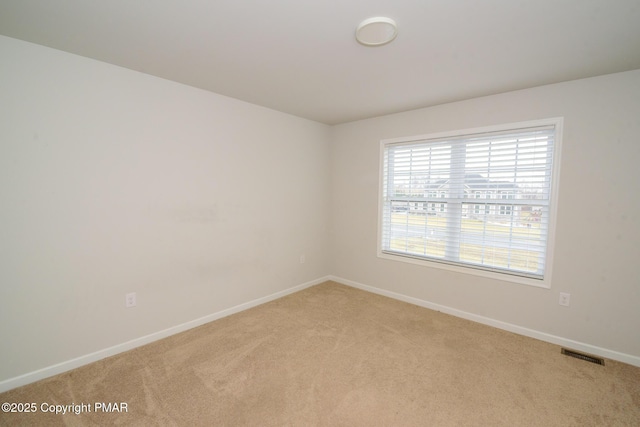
[{"left": 377, "top": 250, "right": 551, "bottom": 289}]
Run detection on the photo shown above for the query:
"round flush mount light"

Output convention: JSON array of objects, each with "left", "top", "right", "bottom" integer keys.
[{"left": 355, "top": 17, "right": 398, "bottom": 46}]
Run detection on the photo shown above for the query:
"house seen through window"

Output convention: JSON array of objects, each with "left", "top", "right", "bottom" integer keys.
[{"left": 378, "top": 119, "right": 562, "bottom": 287}]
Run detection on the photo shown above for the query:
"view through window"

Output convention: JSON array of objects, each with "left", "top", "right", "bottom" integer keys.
[{"left": 379, "top": 119, "right": 562, "bottom": 285}]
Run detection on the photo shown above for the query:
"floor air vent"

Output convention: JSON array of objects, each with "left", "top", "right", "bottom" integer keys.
[{"left": 561, "top": 348, "right": 605, "bottom": 366}]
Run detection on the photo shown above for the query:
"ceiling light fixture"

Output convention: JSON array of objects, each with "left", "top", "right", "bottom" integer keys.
[{"left": 355, "top": 17, "right": 398, "bottom": 46}]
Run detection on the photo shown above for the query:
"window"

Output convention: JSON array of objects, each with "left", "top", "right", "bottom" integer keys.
[
  {"left": 378, "top": 118, "right": 562, "bottom": 287},
  {"left": 474, "top": 191, "right": 482, "bottom": 214},
  {"left": 499, "top": 191, "right": 514, "bottom": 216}
]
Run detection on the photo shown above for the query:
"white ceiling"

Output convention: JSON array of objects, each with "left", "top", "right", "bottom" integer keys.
[{"left": 1, "top": 1, "right": 639, "bottom": 125}]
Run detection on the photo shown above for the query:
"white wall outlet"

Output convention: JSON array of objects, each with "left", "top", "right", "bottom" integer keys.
[
  {"left": 299, "top": 254, "right": 306, "bottom": 264},
  {"left": 559, "top": 292, "right": 570, "bottom": 307},
  {"left": 125, "top": 292, "right": 137, "bottom": 308}
]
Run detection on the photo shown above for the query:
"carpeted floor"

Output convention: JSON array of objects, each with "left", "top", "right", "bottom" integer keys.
[{"left": 1, "top": 281, "right": 639, "bottom": 426}]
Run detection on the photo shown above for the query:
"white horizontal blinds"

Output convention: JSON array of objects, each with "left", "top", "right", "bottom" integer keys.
[
  {"left": 381, "top": 140, "right": 451, "bottom": 258},
  {"left": 382, "top": 125, "right": 555, "bottom": 279}
]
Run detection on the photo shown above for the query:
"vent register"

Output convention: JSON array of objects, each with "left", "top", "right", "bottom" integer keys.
[{"left": 561, "top": 348, "right": 605, "bottom": 366}]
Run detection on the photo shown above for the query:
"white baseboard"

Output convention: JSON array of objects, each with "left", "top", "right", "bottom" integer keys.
[
  {"left": 3, "top": 274, "right": 637, "bottom": 393},
  {"left": 328, "top": 275, "right": 640, "bottom": 368},
  {"left": 0, "top": 276, "right": 330, "bottom": 393}
]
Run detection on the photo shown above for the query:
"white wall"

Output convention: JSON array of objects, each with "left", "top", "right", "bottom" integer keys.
[
  {"left": 329, "top": 70, "right": 640, "bottom": 360},
  {"left": 0, "top": 35, "right": 330, "bottom": 383},
  {"left": 2, "top": 33, "right": 639, "bottom": 389}
]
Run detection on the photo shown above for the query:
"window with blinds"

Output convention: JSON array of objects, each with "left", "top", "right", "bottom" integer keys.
[{"left": 379, "top": 119, "right": 562, "bottom": 287}]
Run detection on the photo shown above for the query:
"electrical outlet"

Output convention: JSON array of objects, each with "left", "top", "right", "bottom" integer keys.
[
  {"left": 559, "top": 292, "right": 570, "bottom": 307},
  {"left": 125, "top": 292, "right": 137, "bottom": 308},
  {"left": 299, "top": 254, "right": 306, "bottom": 264}
]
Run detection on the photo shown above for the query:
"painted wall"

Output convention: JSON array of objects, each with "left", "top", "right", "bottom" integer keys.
[
  {"left": 329, "top": 69, "right": 640, "bottom": 359},
  {"left": 1, "top": 32, "right": 639, "bottom": 387},
  {"left": 0, "top": 35, "right": 330, "bottom": 383}
]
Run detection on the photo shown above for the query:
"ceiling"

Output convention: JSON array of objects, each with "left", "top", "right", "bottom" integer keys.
[{"left": 1, "top": 1, "right": 639, "bottom": 125}]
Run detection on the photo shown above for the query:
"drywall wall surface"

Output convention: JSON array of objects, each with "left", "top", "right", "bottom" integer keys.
[
  {"left": 0, "top": 35, "right": 330, "bottom": 382},
  {"left": 329, "top": 69, "right": 640, "bottom": 358}
]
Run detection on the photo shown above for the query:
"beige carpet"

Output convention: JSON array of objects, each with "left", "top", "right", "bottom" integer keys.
[{"left": 1, "top": 281, "right": 639, "bottom": 426}]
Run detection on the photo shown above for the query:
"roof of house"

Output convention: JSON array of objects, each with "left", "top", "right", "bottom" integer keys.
[{"left": 427, "top": 174, "right": 518, "bottom": 191}]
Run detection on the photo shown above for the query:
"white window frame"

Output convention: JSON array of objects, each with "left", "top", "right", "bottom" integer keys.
[{"left": 377, "top": 118, "right": 563, "bottom": 288}]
